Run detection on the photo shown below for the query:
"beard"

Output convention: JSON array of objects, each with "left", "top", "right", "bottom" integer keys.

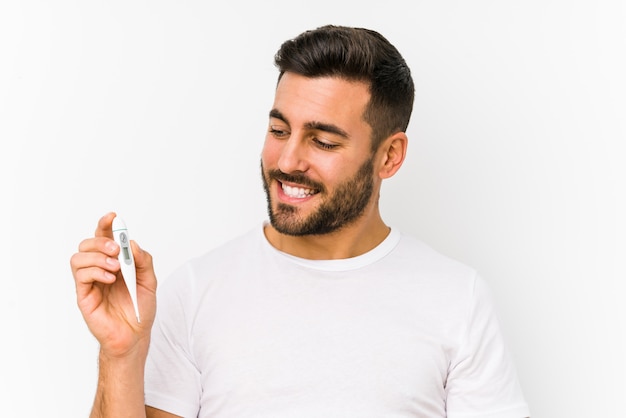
[{"left": 261, "top": 157, "right": 375, "bottom": 236}]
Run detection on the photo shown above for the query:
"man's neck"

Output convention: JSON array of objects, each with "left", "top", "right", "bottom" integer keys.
[{"left": 263, "top": 213, "right": 391, "bottom": 260}]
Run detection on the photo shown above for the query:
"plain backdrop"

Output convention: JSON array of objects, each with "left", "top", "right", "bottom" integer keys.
[{"left": 1, "top": 1, "right": 624, "bottom": 416}]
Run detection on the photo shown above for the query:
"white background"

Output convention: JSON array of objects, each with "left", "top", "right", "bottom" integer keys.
[{"left": 1, "top": 1, "right": 624, "bottom": 416}]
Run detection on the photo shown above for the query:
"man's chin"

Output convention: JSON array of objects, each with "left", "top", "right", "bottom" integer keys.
[
  {"left": 268, "top": 215, "right": 309, "bottom": 237},
  {"left": 269, "top": 212, "right": 346, "bottom": 237}
]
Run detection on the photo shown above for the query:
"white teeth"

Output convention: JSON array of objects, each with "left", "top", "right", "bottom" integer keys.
[{"left": 282, "top": 183, "right": 316, "bottom": 199}]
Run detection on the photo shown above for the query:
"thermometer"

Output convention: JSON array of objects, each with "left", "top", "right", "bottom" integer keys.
[{"left": 112, "top": 216, "right": 140, "bottom": 322}]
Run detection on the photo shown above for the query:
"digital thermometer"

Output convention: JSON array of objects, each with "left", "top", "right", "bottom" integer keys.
[{"left": 112, "top": 216, "right": 140, "bottom": 322}]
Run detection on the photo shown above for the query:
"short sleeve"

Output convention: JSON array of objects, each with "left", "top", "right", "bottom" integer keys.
[
  {"left": 144, "top": 266, "right": 202, "bottom": 418},
  {"left": 445, "top": 275, "right": 530, "bottom": 418}
]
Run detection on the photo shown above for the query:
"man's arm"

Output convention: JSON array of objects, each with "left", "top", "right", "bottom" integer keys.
[
  {"left": 70, "top": 212, "right": 159, "bottom": 417},
  {"left": 90, "top": 349, "right": 148, "bottom": 418},
  {"left": 146, "top": 406, "right": 181, "bottom": 418}
]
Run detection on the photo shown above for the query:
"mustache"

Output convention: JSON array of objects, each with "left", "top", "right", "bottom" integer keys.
[{"left": 266, "top": 169, "right": 325, "bottom": 192}]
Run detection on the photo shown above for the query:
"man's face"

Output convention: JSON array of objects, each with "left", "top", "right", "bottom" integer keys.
[{"left": 261, "top": 73, "right": 378, "bottom": 236}]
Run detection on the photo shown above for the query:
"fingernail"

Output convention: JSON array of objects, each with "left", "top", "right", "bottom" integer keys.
[
  {"left": 105, "top": 257, "right": 118, "bottom": 267},
  {"left": 105, "top": 241, "right": 118, "bottom": 253}
]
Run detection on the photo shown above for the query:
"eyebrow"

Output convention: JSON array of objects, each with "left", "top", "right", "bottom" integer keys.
[{"left": 269, "top": 108, "right": 350, "bottom": 139}]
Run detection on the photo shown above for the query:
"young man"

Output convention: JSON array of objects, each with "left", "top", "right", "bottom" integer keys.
[{"left": 71, "top": 25, "right": 530, "bottom": 418}]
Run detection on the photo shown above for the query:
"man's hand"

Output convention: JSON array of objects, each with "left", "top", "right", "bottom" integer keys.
[{"left": 70, "top": 212, "right": 157, "bottom": 357}]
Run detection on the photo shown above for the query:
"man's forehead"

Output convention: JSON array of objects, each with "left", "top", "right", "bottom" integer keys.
[{"left": 272, "top": 73, "right": 371, "bottom": 124}]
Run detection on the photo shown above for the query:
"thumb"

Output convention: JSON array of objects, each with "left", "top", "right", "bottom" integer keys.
[{"left": 130, "top": 240, "right": 157, "bottom": 293}]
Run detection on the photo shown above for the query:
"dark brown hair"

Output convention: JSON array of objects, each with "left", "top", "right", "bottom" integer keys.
[{"left": 274, "top": 25, "right": 415, "bottom": 150}]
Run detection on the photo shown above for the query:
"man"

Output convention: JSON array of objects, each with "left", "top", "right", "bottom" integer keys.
[{"left": 71, "top": 25, "right": 530, "bottom": 417}]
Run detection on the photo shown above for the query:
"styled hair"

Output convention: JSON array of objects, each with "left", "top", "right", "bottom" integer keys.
[{"left": 274, "top": 25, "right": 415, "bottom": 150}]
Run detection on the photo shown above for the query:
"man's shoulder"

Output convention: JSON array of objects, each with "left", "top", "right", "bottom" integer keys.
[
  {"left": 160, "top": 224, "right": 263, "bottom": 287},
  {"left": 189, "top": 224, "right": 263, "bottom": 267},
  {"left": 393, "top": 230, "right": 477, "bottom": 278}
]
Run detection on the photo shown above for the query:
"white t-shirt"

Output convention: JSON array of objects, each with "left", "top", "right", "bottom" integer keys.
[{"left": 145, "top": 225, "right": 529, "bottom": 418}]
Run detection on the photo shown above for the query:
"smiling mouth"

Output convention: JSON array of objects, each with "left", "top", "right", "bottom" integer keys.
[{"left": 281, "top": 182, "right": 319, "bottom": 199}]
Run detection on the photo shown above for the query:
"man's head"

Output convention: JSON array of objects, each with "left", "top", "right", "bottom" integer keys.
[
  {"left": 274, "top": 25, "right": 415, "bottom": 151},
  {"left": 262, "top": 25, "right": 414, "bottom": 237}
]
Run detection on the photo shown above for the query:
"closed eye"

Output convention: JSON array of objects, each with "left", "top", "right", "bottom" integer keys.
[
  {"left": 313, "top": 138, "right": 339, "bottom": 150},
  {"left": 269, "top": 127, "right": 290, "bottom": 138}
]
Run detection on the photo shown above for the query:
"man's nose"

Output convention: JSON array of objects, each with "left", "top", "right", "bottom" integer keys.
[{"left": 277, "top": 134, "right": 310, "bottom": 174}]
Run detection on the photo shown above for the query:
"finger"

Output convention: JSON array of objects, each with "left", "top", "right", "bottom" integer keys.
[
  {"left": 95, "top": 212, "right": 117, "bottom": 239},
  {"left": 77, "top": 236, "right": 119, "bottom": 257},
  {"left": 70, "top": 250, "right": 120, "bottom": 276},
  {"left": 74, "top": 265, "right": 118, "bottom": 286},
  {"left": 71, "top": 252, "right": 121, "bottom": 301},
  {"left": 73, "top": 265, "right": 118, "bottom": 301}
]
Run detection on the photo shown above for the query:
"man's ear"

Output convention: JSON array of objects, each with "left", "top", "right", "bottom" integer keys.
[{"left": 377, "top": 132, "right": 408, "bottom": 179}]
